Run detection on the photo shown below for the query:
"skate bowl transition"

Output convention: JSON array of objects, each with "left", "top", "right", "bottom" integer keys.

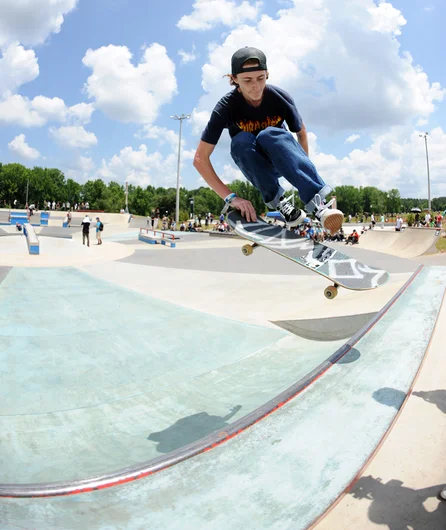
[
  {"left": 0, "top": 213, "right": 445, "bottom": 530},
  {"left": 358, "top": 226, "right": 440, "bottom": 258}
]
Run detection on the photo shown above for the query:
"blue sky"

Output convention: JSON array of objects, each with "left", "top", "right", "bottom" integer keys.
[{"left": 0, "top": 0, "right": 445, "bottom": 198}]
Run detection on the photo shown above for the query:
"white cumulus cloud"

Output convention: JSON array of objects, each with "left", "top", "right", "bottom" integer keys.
[
  {"left": 8, "top": 134, "right": 40, "bottom": 160},
  {"left": 82, "top": 43, "right": 177, "bottom": 124},
  {"left": 98, "top": 143, "right": 195, "bottom": 188},
  {"left": 0, "top": 44, "right": 39, "bottom": 98},
  {"left": 50, "top": 126, "right": 98, "bottom": 149},
  {"left": 0, "top": 0, "right": 78, "bottom": 48},
  {"left": 0, "top": 95, "right": 94, "bottom": 128},
  {"left": 178, "top": 45, "right": 198, "bottom": 64},
  {"left": 311, "top": 126, "right": 446, "bottom": 198},
  {"left": 177, "top": 0, "right": 262, "bottom": 31},
  {"left": 194, "top": 0, "right": 445, "bottom": 133},
  {"left": 345, "top": 134, "right": 361, "bottom": 144},
  {"left": 137, "top": 125, "right": 179, "bottom": 151},
  {"left": 64, "top": 155, "right": 96, "bottom": 183},
  {"left": 67, "top": 102, "right": 95, "bottom": 125},
  {"left": 367, "top": 1, "right": 407, "bottom": 35}
]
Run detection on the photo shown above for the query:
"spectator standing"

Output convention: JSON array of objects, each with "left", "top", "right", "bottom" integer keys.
[
  {"left": 146, "top": 215, "right": 152, "bottom": 229},
  {"left": 95, "top": 217, "right": 103, "bottom": 245},
  {"left": 371, "top": 213, "right": 375, "bottom": 229},
  {"left": 81, "top": 214, "right": 91, "bottom": 247},
  {"left": 395, "top": 215, "right": 403, "bottom": 232},
  {"left": 436, "top": 212, "right": 443, "bottom": 228},
  {"left": 348, "top": 214, "right": 352, "bottom": 223},
  {"left": 415, "top": 212, "right": 420, "bottom": 227},
  {"left": 425, "top": 212, "right": 431, "bottom": 226},
  {"left": 381, "top": 214, "right": 385, "bottom": 229}
]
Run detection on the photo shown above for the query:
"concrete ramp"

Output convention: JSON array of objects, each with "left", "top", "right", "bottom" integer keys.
[
  {"left": 1, "top": 266, "right": 445, "bottom": 530},
  {"left": 360, "top": 227, "right": 440, "bottom": 258}
]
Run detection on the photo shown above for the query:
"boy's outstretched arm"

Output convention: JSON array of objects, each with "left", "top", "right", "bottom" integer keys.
[{"left": 193, "top": 140, "right": 257, "bottom": 222}]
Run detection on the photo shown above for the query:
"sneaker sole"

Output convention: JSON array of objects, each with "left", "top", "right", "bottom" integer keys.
[{"left": 323, "top": 212, "right": 344, "bottom": 234}]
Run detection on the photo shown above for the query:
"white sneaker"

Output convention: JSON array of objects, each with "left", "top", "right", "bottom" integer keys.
[
  {"left": 277, "top": 196, "right": 305, "bottom": 228},
  {"left": 313, "top": 194, "right": 344, "bottom": 235}
]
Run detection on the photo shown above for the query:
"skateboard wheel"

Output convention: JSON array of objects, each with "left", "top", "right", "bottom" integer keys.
[
  {"left": 242, "top": 244, "right": 254, "bottom": 256},
  {"left": 324, "top": 286, "right": 338, "bottom": 300}
]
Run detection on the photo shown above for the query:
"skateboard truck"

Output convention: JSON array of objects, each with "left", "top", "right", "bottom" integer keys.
[{"left": 243, "top": 242, "right": 339, "bottom": 299}]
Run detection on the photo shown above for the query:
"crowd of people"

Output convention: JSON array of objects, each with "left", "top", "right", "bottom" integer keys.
[
  {"left": 414, "top": 211, "right": 443, "bottom": 228},
  {"left": 42, "top": 201, "right": 91, "bottom": 212}
]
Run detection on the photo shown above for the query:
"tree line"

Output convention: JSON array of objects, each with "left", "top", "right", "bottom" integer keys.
[{"left": 0, "top": 162, "right": 445, "bottom": 219}]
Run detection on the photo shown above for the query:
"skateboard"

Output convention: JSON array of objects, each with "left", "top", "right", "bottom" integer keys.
[{"left": 227, "top": 211, "right": 389, "bottom": 299}]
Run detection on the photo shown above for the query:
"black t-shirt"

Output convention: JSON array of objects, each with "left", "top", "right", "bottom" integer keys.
[
  {"left": 81, "top": 220, "right": 90, "bottom": 234},
  {"left": 201, "top": 84, "right": 303, "bottom": 145}
]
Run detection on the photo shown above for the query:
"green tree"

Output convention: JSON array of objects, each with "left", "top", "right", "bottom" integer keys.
[
  {"left": 386, "top": 188, "right": 401, "bottom": 214},
  {"left": 104, "top": 181, "right": 125, "bottom": 212},
  {"left": 332, "top": 185, "right": 362, "bottom": 216},
  {"left": 82, "top": 179, "right": 108, "bottom": 210},
  {"left": 0, "top": 163, "right": 30, "bottom": 207},
  {"left": 66, "top": 179, "right": 82, "bottom": 207}
]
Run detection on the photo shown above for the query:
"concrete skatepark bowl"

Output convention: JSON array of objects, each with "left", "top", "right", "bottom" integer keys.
[{"left": 0, "top": 211, "right": 445, "bottom": 530}]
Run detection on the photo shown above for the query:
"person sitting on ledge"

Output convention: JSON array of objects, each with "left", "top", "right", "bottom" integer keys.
[{"left": 346, "top": 229, "right": 359, "bottom": 245}]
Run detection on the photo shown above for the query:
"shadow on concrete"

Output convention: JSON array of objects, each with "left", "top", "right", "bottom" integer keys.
[
  {"left": 349, "top": 475, "right": 446, "bottom": 529},
  {"left": 147, "top": 405, "right": 242, "bottom": 454},
  {"left": 372, "top": 387, "right": 406, "bottom": 410},
  {"left": 413, "top": 390, "right": 446, "bottom": 414},
  {"left": 273, "top": 314, "right": 376, "bottom": 342},
  {"left": 337, "top": 347, "right": 361, "bottom": 365}
]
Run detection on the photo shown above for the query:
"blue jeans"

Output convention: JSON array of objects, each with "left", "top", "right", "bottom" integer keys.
[{"left": 230, "top": 127, "right": 331, "bottom": 212}]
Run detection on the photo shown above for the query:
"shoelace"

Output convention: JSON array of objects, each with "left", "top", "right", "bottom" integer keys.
[
  {"left": 279, "top": 200, "right": 295, "bottom": 216},
  {"left": 314, "top": 194, "right": 335, "bottom": 213}
]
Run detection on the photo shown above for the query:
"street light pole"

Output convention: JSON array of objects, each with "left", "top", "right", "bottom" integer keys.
[
  {"left": 171, "top": 113, "right": 190, "bottom": 225},
  {"left": 25, "top": 178, "right": 29, "bottom": 206},
  {"left": 419, "top": 132, "right": 431, "bottom": 212}
]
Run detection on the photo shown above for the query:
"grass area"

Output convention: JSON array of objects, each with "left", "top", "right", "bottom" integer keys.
[
  {"left": 436, "top": 224, "right": 446, "bottom": 252},
  {"left": 436, "top": 238, "right": 446, "bottom": 252}
]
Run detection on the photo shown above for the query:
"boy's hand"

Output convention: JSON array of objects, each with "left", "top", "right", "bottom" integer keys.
[{"left": 231, "top": 197, "right": 257, "bottom": 222}]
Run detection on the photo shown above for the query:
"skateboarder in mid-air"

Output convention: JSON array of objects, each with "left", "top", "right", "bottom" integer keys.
[{"left": 193, "top": 46, "right": 344, "bottom": 234}]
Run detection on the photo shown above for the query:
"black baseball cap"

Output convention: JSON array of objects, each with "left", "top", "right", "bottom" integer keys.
[{"left": 231, "top": 46, "right": 267, "bottom": 75}]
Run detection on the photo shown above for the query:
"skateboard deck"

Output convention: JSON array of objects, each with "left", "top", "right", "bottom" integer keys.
[{"left": 228, "top": 211, "right": 389, "bottom": 299}]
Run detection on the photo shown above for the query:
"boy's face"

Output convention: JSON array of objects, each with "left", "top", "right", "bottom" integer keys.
[{"left": 234, "top": 67, "right": 268, "bottom": 102}]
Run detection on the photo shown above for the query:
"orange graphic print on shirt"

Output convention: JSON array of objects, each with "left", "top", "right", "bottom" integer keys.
[{"left": 236, "top": 115, "right": 283, "bottom": 134}]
